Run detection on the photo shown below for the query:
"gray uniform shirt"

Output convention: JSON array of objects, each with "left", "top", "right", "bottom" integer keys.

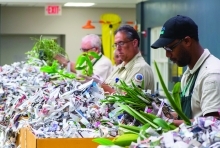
[{"left": 105, "top": 52, "right": 155, "bottom": 93}]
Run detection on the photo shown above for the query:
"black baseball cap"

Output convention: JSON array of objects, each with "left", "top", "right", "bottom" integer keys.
[{"left": 151, "top": 15, "right": 198, "bottom": 49}]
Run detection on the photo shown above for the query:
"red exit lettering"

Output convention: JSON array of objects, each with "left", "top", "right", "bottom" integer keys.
[{"left": 45, "top": 5, "right": 61, "bottom": 15}]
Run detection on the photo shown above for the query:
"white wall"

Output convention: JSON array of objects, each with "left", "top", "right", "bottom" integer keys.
[
  {"left": 1, "top": 7, "right": 136, "bottom": 63},
  {"left": 1, "top": 35, "right": 36, "bottom": 64},
  {"left": 1, "top": 35, "right": 63, "bottom": 65}
]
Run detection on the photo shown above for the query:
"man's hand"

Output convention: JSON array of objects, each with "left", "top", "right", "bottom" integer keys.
[
  {"left": 54, "top": 54, "right": 69, "bottom": 67},
  {"left": 77, "top": 74, "right": 104, "bottom": 84},
  {"left": 151, "top": 102, "right": 160, "bottom": 115},
  {"left": 151, "top": 102, "right": 173, "bottom": 123},
  {"left": 101, "top": 83, "right": 116, "bottom": 94}
]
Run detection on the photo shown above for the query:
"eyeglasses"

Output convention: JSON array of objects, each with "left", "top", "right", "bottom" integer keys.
[
  {"left": 163, "top": 39, "right": 184, "bottom": 52},
  {"left": 112, "top": 40, "right": 133, "bottom": 48},
  {"left": 80, "top": 47, "right": 95, "bottom": 52}
]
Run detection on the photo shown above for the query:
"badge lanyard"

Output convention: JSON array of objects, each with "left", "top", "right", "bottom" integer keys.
[
  {"left": 181, "top": 74, "right": 194, "bottom": 97},
  {"left": 92, "top": 54, "right": 102, "bottom": 66}
]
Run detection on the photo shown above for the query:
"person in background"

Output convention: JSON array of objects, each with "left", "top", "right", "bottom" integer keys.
[
  {"left": 55, "top": 34, "right": 113, "bottom": 81},
  {"left": 112, "top": 49, "right": 123, "bottom": 71},
  {"left": 151, "top": 15, "right": 220, "bottom": 125},
  {"left": 101, "top": 25, "right": 155, "bottom": 94}
]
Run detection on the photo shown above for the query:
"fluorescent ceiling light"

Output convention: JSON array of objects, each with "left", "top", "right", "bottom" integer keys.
[{"left": 64, "top": 2, "right": 95, "bottom": 7}]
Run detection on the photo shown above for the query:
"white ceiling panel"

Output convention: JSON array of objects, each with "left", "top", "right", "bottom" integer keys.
[{"left": 0, "top": 0, "right": 147, "bottom": 8}]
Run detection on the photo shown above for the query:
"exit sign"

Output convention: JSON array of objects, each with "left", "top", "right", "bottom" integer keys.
[{"left": 45, "top": 4, "right": 62, "bottom": 16}]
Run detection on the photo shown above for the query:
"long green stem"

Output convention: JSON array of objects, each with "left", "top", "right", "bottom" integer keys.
[{"left": 154, "top": 61, "right": 191, "bottom": 125}]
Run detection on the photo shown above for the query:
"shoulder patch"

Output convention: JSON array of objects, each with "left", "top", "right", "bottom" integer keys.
[{"left": 134, "top": 73, "right": 143, "bottom": 82}]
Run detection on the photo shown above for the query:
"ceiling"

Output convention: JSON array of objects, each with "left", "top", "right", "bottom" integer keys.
[{"left": 0, "top": 0, "right": 146, "bottom": 8}]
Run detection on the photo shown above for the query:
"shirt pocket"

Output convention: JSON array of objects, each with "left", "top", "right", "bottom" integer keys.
[{"left": 204, "top": 81, "right": 216, "bottom": 91}]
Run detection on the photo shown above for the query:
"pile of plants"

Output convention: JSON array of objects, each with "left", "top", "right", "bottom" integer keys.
[
  {"left": 3, "top": 36, "right": 220, "bottom": 148},
  {"left": 25, "top": 36, "right": 101, "bottom": 80},
  {"left": 92, "top": 62, "right": 194, "bottom": 148},
  {"left": 26, "top": 36, "right": 68, "bottom": 66},
  {"left": 0, "top": 36, "right": 105, "bottom": 147}
]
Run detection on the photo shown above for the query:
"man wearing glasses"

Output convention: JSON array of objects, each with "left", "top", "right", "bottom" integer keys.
[
  {"left": 102, "top": 25, "right": 155, "bottom": 94},
  {"left": 151, "top": 15, "right": 220, "bottom": 125},
  {"left": 54, "top": 34, "right": 112, "bottom": 81}
]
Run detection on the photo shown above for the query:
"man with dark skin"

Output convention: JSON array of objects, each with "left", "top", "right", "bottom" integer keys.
[{"left": 151, "top": 15, "right": 220, "bottom": 126}]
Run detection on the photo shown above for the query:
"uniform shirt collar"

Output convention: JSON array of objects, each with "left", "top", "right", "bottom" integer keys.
[
  {"left": 186, "top": 49, "right": 210, "bottom": 75},
  {"left": 91, "top": 52, "right": 102, "bottom": 64},
  {"left": 118, "top": 52, "right": 142, "bottom": 69}
]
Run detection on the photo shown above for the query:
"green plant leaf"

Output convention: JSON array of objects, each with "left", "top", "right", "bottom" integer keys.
[
  {"left": 118, "top": 103, "right": 158, "bottom": 129},
  {"left": 140, "top": 123, "right": 151, "bottom": 138},
  {"left": 168, "top": 123, "right": 178, "bottom": 130},
  {"left": 40, "top": 61, "right": 75, "bottom": 79},
  {"left": 84, "top": 54, "right": 93, "bottom": 76},
  {"left": 113, "top": 134, "right": 138, "bottom": 147},
  {"left": 131, "top": 81, "right": 149, "bottom": 99},
  {"left": 57, "top": 70, "right": 76, "bottom": 79},
  {"left": 140, "top": 123, "right": 151, "bottom": 131},
  {"left": 87, "top": 51, "right": 100, "bottom": 59},
  {"left": 127, "top": 106, "right": 159, "bottom": 129},
  {"left": 119, "top": 124, "right": 140, "bottom": 133},
  {"left": 28, "top": 36, "right": 67, "bottom": 66},
  {"left": 75, "top": 55, "right": 86, "bottom": 69},
  {"left": 139, "top": 111, "right": 157, "bottom": 121},
  {"left": 153, "top": 118, "right": 170, "bottom": 130},
  {"left": 150, "top": 139, "right": 161, "bottom": 147},
  {"left": 75, "top": 65, "right": 87, "bottom": 70},
  {"left": 140, "top": 111, "right": 176, "bottom": 130},
  {"left": 154, "top": 61, "right": 191, "bottom": 125},
  {"left": 117, "top": 103, "right": 146, "bottom": 124},
  {"left": 92, "top": 138, "right": 114, "bottom": 146},
  {"left": 40, "top": 66, "right": 54, "bottom": 73},
  {"left": 74, "top": 51, "right": 98, "bottom": 76},
  {"left": 116, "top": 81, "right": 151, "bottom": 105},
  {"left": 172, "top": 82, "right": 182, "bottom": 111},
  {"left": 40, "top": 61, "right": 59, "bottom": 73}
]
